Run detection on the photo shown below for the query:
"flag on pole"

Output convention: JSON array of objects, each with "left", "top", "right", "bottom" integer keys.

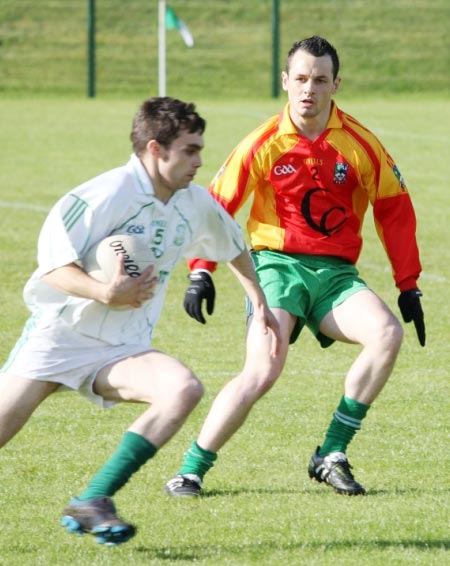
[{"left": 165, "top": 5, "right": 194, "bottom": 47}]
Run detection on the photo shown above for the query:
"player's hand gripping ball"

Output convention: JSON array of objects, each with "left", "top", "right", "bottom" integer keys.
[
  {"left": 82, "top": 235, "right": 155, "bottom": 310},
  {"left": 83, "top": 234, "right": 154, "bottom": 283}
]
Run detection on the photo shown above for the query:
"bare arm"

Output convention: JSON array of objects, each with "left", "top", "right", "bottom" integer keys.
[{"left": 41, "top": 255, "right": 157, "bottom": 309}]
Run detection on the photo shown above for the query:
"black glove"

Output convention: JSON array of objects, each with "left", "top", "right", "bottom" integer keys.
[
  {"left": 183, "top": 271, "right": 215, "bottom": 324},
  {"left": 398, "top": 289, "right": 425, "bottom": 346}
]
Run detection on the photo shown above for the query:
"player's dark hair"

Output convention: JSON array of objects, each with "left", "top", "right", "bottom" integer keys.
[
  {"left": 286, "top": 36, "right": 340, "bottom": 79},
  {"left": 130, "top": 96, "right": 206, "bottom": 156}
]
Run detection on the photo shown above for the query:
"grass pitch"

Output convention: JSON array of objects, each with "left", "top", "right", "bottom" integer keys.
[
  {"left": 0, "top": 97, "right": 449, "bottom": 565},
  {"left": 1, "top": 0, "right": 449, "bottom": 99}
]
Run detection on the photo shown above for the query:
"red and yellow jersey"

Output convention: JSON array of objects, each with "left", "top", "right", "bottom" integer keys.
[{"left": 191, "top": 102, "right": 421, "bottom": 291}]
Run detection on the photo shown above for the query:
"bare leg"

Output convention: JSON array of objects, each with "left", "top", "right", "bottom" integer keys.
[
  {"left": 319, "top": 289, "right": 403, "bottom": 404},
  {"left": 305, "top": 290, "right": 403, "bottom": 494},
  {"left": 0, "top": 374, "right": 59, "bottom": 448},
  {"left": 196, "top": 308, "right": 296, "bottom": 452},
  {"left": 94, "top": 350, "right": 204, "bottom": 448}
]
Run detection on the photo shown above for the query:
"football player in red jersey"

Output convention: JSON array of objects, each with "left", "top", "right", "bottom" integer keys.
[{"left": 165, "top": 36, "right": 425, "bottom": 497}]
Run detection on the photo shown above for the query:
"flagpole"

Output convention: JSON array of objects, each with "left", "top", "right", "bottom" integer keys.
[
  {"left": 272, "top": 0, "right": 280, "bottom": 98},
  {"left": 158, "top": 0, "right": 166, "bottom": 96},
  {"left": 87, "top": 0, "right": 96, "bottom": 98}
]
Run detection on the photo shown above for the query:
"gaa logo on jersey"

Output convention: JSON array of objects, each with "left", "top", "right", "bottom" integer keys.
[
  {"left": 273, "top": 164, "right": 297, "bottom": 175},
  {"left": 126, "top": 224, "right": 145, "bottom": 234},
  {"left": 333, "top": 162, "right": 349, "bottom": 184}
]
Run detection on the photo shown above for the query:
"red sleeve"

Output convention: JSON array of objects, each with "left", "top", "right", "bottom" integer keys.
[
  {"left": 188, "top": 258, "right": 218, "bottom": 272},
  {"left": 373, "top": 192, "right": 421, "bottom": 291}
]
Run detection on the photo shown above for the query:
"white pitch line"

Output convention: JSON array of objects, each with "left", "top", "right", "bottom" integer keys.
[
  {"left": 0, "top": 200, "right": 49, "bottom": 213},
  {"left": 2, "top": 199, "right": 447, "bottom": 283},
  {"left": 371, "top": 128, "right": 449, "bottom": 144},
  {"left": 359, "top": 261, "right": 447, "bottom": 283}
]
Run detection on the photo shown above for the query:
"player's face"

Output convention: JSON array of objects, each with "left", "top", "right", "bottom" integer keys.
[
  {"left": 282, "top": 49, "right": 340, "bottom": 125},
  {"left": 158, "top": 130, "right": 204, "bottom": 192}
]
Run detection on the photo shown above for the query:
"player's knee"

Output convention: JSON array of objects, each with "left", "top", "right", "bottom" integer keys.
[
  {"left": 187, "top": 374, "right": 204, "bottom": 407},
  {"left": 378, "top": 316, "right": 404, "bottom": 354},
  {"left": 174, "top": 370, "right": 204, "bottom": 409},
  {"left": 392, "top": 318, "right": 404, "bottom": 348},
  {"left": 239, "top": 367, "right": 281, "bottom": 400},
  {"left": 255, "top": 379, "right": 277, "bottom": 398}
]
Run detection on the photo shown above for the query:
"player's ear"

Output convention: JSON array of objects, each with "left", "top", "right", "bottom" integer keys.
[
  {"left": 146, "top": 139, "right": 162, "bottom": 158},
  {"left": 332, "top": 76, "right": 341, "bottom": 94}
]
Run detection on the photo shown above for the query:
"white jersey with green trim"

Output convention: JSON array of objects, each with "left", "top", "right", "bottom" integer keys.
[{"left": 23, "top": 154, "right": 244, "bottom": 346}]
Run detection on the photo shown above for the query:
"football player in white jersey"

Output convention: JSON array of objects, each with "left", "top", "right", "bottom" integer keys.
[{"left": 0, "top": 97, "right": 280, "bottom": 546}]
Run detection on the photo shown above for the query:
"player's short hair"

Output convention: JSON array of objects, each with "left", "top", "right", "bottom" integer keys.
[
  {"left": 130, "top": 96, "right": 206, "bottom": 156},
  {"left": 286, "top": 36, "right": 340, "bottom": 79}
]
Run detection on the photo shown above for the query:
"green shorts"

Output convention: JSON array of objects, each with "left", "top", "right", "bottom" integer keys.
[{"left": 248, "top": 250, "right": 368, "bottom": 348}]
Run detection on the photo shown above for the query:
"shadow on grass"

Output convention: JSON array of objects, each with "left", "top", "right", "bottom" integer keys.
[
  {"left": 364, "top": 487, "right": 450, "bottom": 496},
  {"left": 180, "top": 485, "right": 450, "bottom": 498},
  {"left": 134, "top": 538, "right": 449, "bottom": 561},
  {"left": 201, "top": 486, "right": 303, "bottom": 497}
]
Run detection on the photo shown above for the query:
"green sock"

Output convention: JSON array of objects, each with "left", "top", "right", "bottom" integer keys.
[
  {"left": 178, "top": 440, "right": 217, "bottom": 482},
  {"left": 319, "top": 396, "right": 370, "bottom": 456},
  {"left": 78, "top": 431, "right": 157, "bottom": 500}
]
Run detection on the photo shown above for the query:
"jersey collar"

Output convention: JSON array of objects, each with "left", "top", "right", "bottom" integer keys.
[
  {"left": 128, "top": 153, "right": 156, "bottom": 196},
  {"left": 281, "top": 100, "right": 343, "bottom": 134}
]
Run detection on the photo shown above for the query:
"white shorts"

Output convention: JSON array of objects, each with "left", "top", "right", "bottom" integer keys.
[{"left": 1, "top": 319, "right": 151, "bottom": 408}]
